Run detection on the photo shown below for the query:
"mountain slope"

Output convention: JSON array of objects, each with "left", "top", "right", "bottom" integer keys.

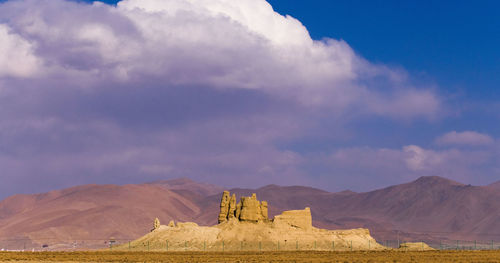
[
  {"left": 0, "top": 182, "right": 206, "bottom": 249},
  {"left": 1, "top": 176, "right": 500, "bottom": 249}
]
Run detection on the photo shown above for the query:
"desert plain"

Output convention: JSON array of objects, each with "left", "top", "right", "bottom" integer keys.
[{"left": 3, "top": 250, "right": 500, "bottom": 263}]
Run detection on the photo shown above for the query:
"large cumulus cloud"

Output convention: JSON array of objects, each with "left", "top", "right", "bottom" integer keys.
[
  {"left": 0, "top": 0, "right": 442, "bottom": 113},
  {"left": 0, "top": 0, "right": 452, "bottom": 197}
]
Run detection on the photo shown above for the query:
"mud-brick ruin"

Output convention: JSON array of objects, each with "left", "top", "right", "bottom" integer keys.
[
  {"left": 117, "top": 190, "right": 392, "bottom": 251},
  {"left": 218, "top": 191, "right": 269, "bottom": 223},
  {"left": 217, "top": 190, "right": 313, "bottom": 230}
]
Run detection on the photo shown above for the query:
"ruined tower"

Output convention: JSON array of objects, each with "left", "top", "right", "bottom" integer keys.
[
  {"left": 218, "top": 191, "right": 269, "bottom": 223},
  {"left": 218, "top": 191, "right": 231, "bottom": 223}
]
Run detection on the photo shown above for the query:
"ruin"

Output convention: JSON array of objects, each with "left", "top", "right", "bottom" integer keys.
[
  {"left": 217, "top": 191, "right": 310, "bottom": 229},
  {"left": 218, "top": 191, "right": 230, "bottom": 223},
  {"left": 273, "top": 207, "right": 312, "bottom": 230},
  {"left": 151, "top": 218, "right": 160, "bottom": 232},
  {"left": 120, "top": 190, "right": 386, "bottom": 251},
  {"left": 228, "top": 194, "right": 236, "bottom": 219},
  {"left": 218, "top": 191, "right": 270, "bottom": 223}
]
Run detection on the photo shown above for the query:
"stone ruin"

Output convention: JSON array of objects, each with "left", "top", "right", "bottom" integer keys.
[
  {"left": 273, "top": 207, "right": 312, "bottom": 230},
  {"left": 151, "top": 218, "right": 160, "bottom": 232},
  {"left": 152, "top": 191, "right": 313, "bottom": 231},
  {"left": 218, "top": 191, "right": 312, "bottom": 230},
  {"left": 218, "top": 191, "right": 269, "bottom": 223}
]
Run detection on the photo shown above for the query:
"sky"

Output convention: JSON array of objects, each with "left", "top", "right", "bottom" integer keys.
[{"left": 0, "top": 0, "right": 499, "bottom": 198}]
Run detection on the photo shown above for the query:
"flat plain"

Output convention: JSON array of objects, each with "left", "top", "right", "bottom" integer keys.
[{"left": 2, "top": 251, "right": 500, "bottom": 263}]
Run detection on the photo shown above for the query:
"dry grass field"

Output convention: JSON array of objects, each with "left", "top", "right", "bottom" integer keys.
[{"left": 2, "top": 250, "right": 500, "bottom": 262}]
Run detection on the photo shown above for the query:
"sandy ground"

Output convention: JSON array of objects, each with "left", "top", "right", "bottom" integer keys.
[{"left": 2, "top": 251, "right": 500, "bottom": 263}]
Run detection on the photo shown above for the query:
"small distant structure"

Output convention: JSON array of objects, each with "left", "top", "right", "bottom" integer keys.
[{"left": 151, "top": 218, "right": 161, "bottom": 232}]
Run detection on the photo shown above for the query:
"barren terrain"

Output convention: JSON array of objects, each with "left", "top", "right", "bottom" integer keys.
[
  {"left": 3, "top": 176, "right": 500, "bottom": 249},
  {"left": 2, "top": 251, "right": 500, "bottom": 263}
]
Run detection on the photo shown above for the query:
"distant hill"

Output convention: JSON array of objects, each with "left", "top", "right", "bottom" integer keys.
[
  {"left": 487, "top": 180, "right": 500, "bottom": 190},
  {"left": 1, "top": 176, "right": 500, "bottom": 249},
  {"left": 0, "top": 180, "right": 207, "bottom": 249},
  {"left": 147, "top": 177, "right": 224, "bottom": 197}
]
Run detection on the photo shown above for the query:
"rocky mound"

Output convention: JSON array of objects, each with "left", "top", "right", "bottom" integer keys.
[{"left": 115, "top": 191, "right": 384, "bottom": 251}]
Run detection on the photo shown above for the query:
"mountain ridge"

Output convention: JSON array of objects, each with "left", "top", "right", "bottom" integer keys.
[{"left": 0, "top": 176, "right": 499, "bottom": 249}]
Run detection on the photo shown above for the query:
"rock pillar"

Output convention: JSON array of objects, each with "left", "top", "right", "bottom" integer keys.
[
  {"left": 218, "top": 191, "right": 230, "bottom": 224},
  {"left": 228, "top": 194, "right": 236, "bottom": 219},
  {"left": 153, "top": 218, "right": 160, "bottom": 230}
]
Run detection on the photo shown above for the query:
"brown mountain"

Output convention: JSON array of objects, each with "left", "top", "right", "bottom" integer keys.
[
  {"left": 487, "top": 180, "right": 500, "bottom": 190},
  {"left": 1, "top": 176, "right": 500, "bottom": 250},
  {"left": 0, "top": 182, "right": 205, "bottom": 249},
  {"left": 146, "top": 177, "right": 224, "bottom": 197}
]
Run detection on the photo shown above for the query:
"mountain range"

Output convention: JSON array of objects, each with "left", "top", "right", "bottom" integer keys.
[{"left": 1, "top": 176, "right": 500, "bottom": 249}]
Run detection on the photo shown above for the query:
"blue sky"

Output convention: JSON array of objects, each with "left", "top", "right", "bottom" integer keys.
[
  {"left": 269, "top": 1, "right": 500, "bottom": 98},
  {"left": 0, "top": 0, "right": 499, "bottom": 198},
  {"left": 271, "top": 0, "right": 500, "bottom": 151}
]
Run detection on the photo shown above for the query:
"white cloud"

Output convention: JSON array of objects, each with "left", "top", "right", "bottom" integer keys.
[
  {"left": 0, "top": 0, "right": 454, "bottom": 196},
  {"left": 0, "top": 24, "right": 40, "bottom": 77},
  {"left": 0, "top": 0, "right": 441, "bottom": 119},
  {"left": 403, "top": 145, "right": 446, "bottom": 171},
  {"left": 118, "top": 0, "right": 312, "bottom": 47},
  {"left": 435, "top": 131, "right": 494, "bottom": 146}
]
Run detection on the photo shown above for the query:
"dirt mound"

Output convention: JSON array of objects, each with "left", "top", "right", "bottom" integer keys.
[
  {"left": 115, "top": 220, "right": 384, "bottom": 251},
  {"left": 398, "top": 242, "right": 435, "bottom": 251}
]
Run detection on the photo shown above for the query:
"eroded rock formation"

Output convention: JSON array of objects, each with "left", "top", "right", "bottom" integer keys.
[
  {"left": 217, "top": 191, "right": 274, "bottom": 223},
  {"left": 235, "top": 200, "right": 242, "bottom": 219},
  {"left": 228, "top": 194, "right": 236, "bottom": 219},
  {"left": 239, "top": 194, "right": 262, "bottom": 222},
  {"left": 218, "top": 191, "right": 230, "bottom": 223},
  {"left": 151, "top": 218, "right": 160, "bottom": 232},
  {"left": 154, "top": 218, "right": 160, "bottom": 229},
  {"left": 261, "top": 201, "right": 268, "bottom": 219}
]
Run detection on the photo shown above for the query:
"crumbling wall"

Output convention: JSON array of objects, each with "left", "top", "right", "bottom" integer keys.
[
  {"left": 239, "top": 194, "right": 262, "bottom": 222},
  {"left": 260, "top": 201, "right": 268, "bottom": 219},
  {"left": 273, "top": 207, "right": 312, "bottom": 230}
]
